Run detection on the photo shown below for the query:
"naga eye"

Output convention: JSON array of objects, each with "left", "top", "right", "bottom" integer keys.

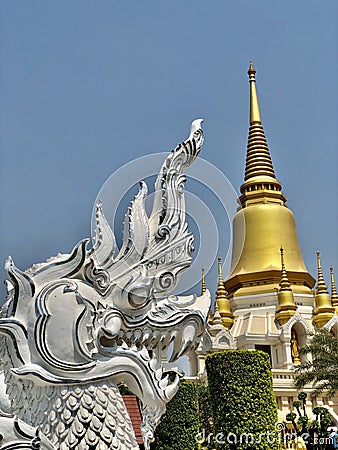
[{"left": 128, "top": 289, "right": 151, "bottom": 309}]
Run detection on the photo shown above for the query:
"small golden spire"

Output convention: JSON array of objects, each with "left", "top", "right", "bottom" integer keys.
[
  {"left": 316, "top": 250, "right": 329, "bottom": 294},
  {"left": 330, "top": 266, "right": 338, "bottom": 314},
  {"left": 216, "top": 256, "right": 234, "bottom": 329},
  {"left": 279, "top": 247, "right": 292, "bottom": 291},
  {"left": 248, "top": 60, "right": 261, "bottom": 125},
  {"left": 313, "top": 251, "right": 335, "bottom": 327},
  {"left": 201, "top": 266, "right": 206, "bottom": 295},
  {"left": 276, "top": 247, "right": 296, "bottom": 326},
  {"left": 216, "top": 256, "right": 227, "bottom": 297}
]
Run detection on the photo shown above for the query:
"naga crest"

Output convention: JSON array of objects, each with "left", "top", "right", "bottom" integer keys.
[{"left": 0, "top": 120, "right": 210, "bottom": 450}]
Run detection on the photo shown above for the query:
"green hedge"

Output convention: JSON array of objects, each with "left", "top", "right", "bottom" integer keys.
[
  {"left": 196, "top": 383, "right": 213, "bottom": 450},
  {"left": 154, "top": 381, "right": 200, "bottom": 450},
  {"left": 206, "top": 350, "right": 278, "bottom": 450}
]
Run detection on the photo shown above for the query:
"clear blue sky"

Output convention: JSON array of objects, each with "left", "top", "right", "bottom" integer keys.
[{"left": 0, "top": 1, "right": 337, "bottom": 302}]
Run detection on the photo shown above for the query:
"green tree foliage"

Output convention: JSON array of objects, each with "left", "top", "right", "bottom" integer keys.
[
  {"left": 295, "top": 328, "right": 338, "bottom": 398},
  {"left": 206, "top": 350, "right": 278, "bottom": 450},
  {"left": 154, "top": 381, "right": 200, "bottom": 450}
]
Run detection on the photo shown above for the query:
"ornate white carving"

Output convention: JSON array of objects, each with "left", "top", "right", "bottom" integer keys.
[
  {"left": 322, "top": 314, "right": 338, "bottom": 331},
  {"left": 282, "top": 310, "right": 312, "bottom": 336},
  {"left": 198, "top": 328, "right": 237, "bottom": 354},
  {"left": 0, "top": 120, "right": 210, "bottom": 450},
  {"left": 213, "top": 328, "right": 237, "bottom": 349},
  {"left": 0, "top": 416, "right": 55, "bottom": 449}
]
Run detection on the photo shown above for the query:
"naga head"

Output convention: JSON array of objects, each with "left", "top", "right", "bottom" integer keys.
[{"left": 0, "top": 119, "right": 210, "bottom": 448}]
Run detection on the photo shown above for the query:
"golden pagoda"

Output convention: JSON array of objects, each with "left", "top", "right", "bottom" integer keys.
[
  {"left": 330, "top": 266, "right": 338, "bottom": 315},
  {"left": 215, "top": 256, "right": 234, "bottom": 329},
  {"left": 224, "top": 61, "right": 315, "bottom": 297},
  {"left": 276, "top": 247, "right": 297, "bottom": 325},
  {"left": 313, "top": 251, "right": 335, "bottom": 327},
  {"left": 192, "top": 62, "right": 338, "bottom": 424}
]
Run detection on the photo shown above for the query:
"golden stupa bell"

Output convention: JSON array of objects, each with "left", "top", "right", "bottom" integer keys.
[{"left": 225, "top": 62, "right": 315, "bottom": 297}]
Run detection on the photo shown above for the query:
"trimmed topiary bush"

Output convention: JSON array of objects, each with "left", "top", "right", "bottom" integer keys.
[
  {"left": 196, "top": 383, "right": 214, "bottom": 450},
  {"left": 206, "top": 350, "right": 278, "bottom": 449},
  {"left": 154, "top": 381, "right": 200, "bottom": 450}
]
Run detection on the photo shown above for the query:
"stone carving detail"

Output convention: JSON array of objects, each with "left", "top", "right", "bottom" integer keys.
[
  {"left": 0, "top": 416, "right": 54, "bottom": 449},
  {"left": 0, "top": 120, "right": 210, "bottom": 449},
  {"left": 282, "top": 310, "right": 311, "bottom": 336},
  {"left": 322, "top": 314, "right": 338, "bottom": 331}
]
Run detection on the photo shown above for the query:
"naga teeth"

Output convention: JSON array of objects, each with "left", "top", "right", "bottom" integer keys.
[
  {"left": 164, "top": 374, "right": 180, "bottom": 399},
  {"left": 133, "top": 330, "right": 142, "bottom": 346},
  {"left": 169, "top": 335, "right": 182, "bottom": 363},
  {"left": 160, "top": 332, "right": 171, "bottom": 351},
  {"left": 120, "top": 340, "right": 129, "bottom": 350},
  {"left": 175, "top": 339, "right": 193, "bottom": 360},
  {"left": 149, "top": 356, "right": 158, "bottom": 371},
  {"left": 124, "top": 331, "right": 134, "bottom": 342},
  {"left": 140, "top": 346, "right": 150, "bottom": 361},
  {"left": 155, "top": 368, "right": 163, "bottom": 381},
  {"left": 148, "top": 330, "right": 161, "bottom": 350},
  {"left": 179, "top": 325, "right": 196, "bottom": 358},
  {"left": 169, "top": 325, "right": 196, "bottom": 362},
  {"left": 170, "top": 330, "right": 177, "bottom": 342},
  {"left": 141, "top": 328, "right": 152, "bottom": 346}
]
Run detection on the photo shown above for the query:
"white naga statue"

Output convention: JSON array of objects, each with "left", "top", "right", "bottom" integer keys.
[{"left": 0, "top": 120, "right": 210, "bottom": 450}]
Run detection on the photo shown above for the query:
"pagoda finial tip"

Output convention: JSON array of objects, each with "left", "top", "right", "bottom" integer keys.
[
  {"left": 248, "top": 60, "right": 261, "bottom": 125},
  {"left": 248, "top": 60, "right": 256, "bottom": 76}
]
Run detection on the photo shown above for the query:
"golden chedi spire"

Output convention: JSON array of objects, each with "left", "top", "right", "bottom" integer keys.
[
  {"left": 216, "top": 257, "right": 234, "bottom": 329},
  {"left": 313, "top": 251, "right": 335, "bottom": 327},
  {"left": 246, "top": 61, "right": 276, "bottom": 181},
  {"left": 224, "top": 62, "right": 315, "bottom": 297},
  {"left": 276, "top": 247, "right": 297, "bottom": 325},
  {"left": 330, "top": 266, "right": 338, "bottom": 314}
]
